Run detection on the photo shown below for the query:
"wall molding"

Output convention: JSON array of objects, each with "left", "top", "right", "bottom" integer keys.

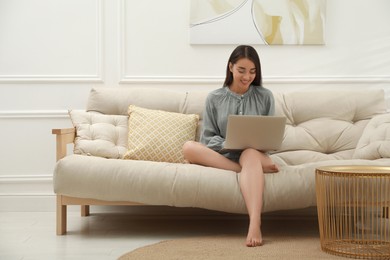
[
  {"left": 0, "top": 174, "right": 52, "bottom": 183},
  {"left": 118, "top": 0, "right": 128, "bottom": 84},
  {"left": 0, "top": 75, "right": 103, "bottom": 83},
  {"left": 119, "top": 75, "right": 390, "bottom": 84},
  {"left": 0, "top": 174, "right": 53, "bottom": 194},
  {"left": 0, "top": 110, "right": 69, "bottom": 119},
  {"left": 0, "top": 0, "right": 104, "bottom": 83}
]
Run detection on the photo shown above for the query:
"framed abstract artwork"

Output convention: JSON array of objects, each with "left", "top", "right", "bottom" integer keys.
[{"left": 190, "top": 0, "right": 326, "bottom": 45}]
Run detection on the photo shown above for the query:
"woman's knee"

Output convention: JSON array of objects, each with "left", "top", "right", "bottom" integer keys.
[
  {"left": 182, "top": 141, "right": 199, "bottom": 160},
  {"left": 239, "top": 148, "right": 262, "bottom": 165},
  {"left": 241, "top": 148, "right": 261, "bottom": 158}
]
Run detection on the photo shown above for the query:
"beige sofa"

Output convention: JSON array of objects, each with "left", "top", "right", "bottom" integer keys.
[{"left": 53, "top": 87, "right": 390, "bottom": 235}]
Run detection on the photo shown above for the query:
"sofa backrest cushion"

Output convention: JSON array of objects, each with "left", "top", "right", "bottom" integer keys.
[
  {"left": 87, "top": 87, "right": 209, "bottom": 141},
  {"left": 85, "top": 87, "right": 386, "bottom": 159},
  {"left": 353, "top": 113, "right": 390, "bottom": 159},
  {"left": 273, "top": 89, "right": 386, "bottom": 155},
  {"left": 87, "top": 87, "right": 187, "bottom": 115}
]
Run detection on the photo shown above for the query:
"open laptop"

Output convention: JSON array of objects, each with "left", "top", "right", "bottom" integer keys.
[{"left": 222, "top": 115, "right": 286, "bottom": 152}]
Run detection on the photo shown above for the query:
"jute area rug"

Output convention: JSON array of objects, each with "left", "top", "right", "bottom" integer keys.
[{"left": 119, "top": 218, "right": 346, "bottom": 260}]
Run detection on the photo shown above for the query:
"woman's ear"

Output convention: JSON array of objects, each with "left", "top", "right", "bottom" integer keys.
[{"left": 229, "top": 62, "right": 233, "bottom": 72}]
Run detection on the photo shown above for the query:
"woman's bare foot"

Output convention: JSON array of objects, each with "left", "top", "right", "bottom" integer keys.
[
  {"left": 261, "top": 154, "right": 279, "bottom": 173},
  {"left": 263, "top": 163, "right": 279, "bottom": 173},
  {"left": 246, "top": 222, "right": 263, "bottom": 247}
]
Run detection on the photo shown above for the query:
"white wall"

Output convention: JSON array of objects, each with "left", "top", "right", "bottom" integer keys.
[{"left": 0, "top": 0, "right": 389, "bottom": 211}]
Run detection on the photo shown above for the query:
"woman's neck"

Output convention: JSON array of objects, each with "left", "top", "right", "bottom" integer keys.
[{"left": 228, "top": 84, "right": 250, "bottom": 95}]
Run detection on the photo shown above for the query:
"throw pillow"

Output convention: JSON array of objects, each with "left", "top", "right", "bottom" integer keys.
[
  {"left": 353, "top": 113, "right": 390, "bottom": 159},
  {"left": 69, "top": 110, "right": 128, "bottom": 159},
  {"left": 123, "top": 105, "right": 199, "bottom": 163}
]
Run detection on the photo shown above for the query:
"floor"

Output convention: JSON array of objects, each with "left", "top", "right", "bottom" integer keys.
[{"left": 0, "top": 207, "right": 256, "bottom": 260}]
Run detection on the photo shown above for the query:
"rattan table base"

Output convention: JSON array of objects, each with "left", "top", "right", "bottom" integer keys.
[{"left": 316, "top": 165, "right": 390, "bottom": 259}]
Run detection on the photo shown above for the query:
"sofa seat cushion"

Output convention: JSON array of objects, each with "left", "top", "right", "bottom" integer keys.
[
  {"left": 271, "top": 150, "right": 355, "bottom": 166},
  {"left": 54, "top": 155, "right": 246, "bottom": 214},
  {"left": 53, "top": 155, "right": 390, "bottom": 214},
  {"left": 261, "top": 158, "right": 390, "bottom": 212}
]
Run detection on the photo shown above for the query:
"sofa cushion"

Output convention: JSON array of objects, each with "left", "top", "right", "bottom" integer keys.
[
  {"left": 86, "top": 87, "right": 187, "bottom": 115},
  {"left": 54, "top": 154, "right": 247, "bottom": 213},
  {"left": 69, "top": 110, "right": 128, "bottom": 159},
  {"left": 53, "top": 154, "right": 390, "bottom": 214},
  {"left": 273, "top": 89, "right": 386, "bottom": 156},
  {"left": 353, "top": 113, "right": 390, "bottom": 159},
  {"left": 123, "top": 105, "right": 199, "bottom": 163},
  {"left": 271, "top": 150, "right": 355, "bottom": 167},
  {"left": 182, "top": 91, "right": 210, "bottom": 141},
  {"left": 84, "top": 88, "right": 386, "bottom": 157}
]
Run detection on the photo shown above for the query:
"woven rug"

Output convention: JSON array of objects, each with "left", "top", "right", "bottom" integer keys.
[{"left": 118, "top": 218, "right": 346, "bottom": 260}]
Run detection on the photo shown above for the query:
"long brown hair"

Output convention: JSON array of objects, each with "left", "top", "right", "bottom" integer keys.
[{"left": 223, "top": 45, "right": 262, "bottom": 87}]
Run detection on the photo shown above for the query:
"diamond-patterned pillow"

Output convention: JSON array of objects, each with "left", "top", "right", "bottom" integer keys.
[{"left": 123, "top": 105, "right": 199, "bottom": 163}]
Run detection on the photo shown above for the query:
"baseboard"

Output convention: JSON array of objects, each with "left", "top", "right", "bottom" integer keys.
[
  {"left": 0, "top": 174, "right": 55, "bottom": 211},
  {"left": 0, "top": 195, "right": 56, "bottom": 212}
]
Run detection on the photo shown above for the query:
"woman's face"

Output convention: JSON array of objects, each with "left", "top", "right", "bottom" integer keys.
[{"left": 229, "top": 58, "right": 256, "bottom": 93}]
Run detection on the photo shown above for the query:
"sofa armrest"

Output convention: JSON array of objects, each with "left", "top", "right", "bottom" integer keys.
[{"left": 52, "top": 128, "right": 76, "bottom": 161}]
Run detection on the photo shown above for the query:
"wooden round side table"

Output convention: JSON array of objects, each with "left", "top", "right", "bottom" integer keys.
[{"left": 316, "top": 165, "right": 390, "bottom": 259}]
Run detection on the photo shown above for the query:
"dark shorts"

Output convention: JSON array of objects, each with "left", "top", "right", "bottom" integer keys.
[
  {"left": 221, "top": 151, "right": 242, "bottom": 163},
  {"left": 221, "top": 149, "right": 270, "bottom": 163}
]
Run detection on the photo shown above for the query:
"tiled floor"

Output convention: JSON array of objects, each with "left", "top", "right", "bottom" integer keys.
[{"left": 0, "top": 207, "right": 251, "bottom": 260}]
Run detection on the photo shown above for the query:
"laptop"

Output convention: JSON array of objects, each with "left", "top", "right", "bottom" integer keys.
[{"left": 222, "top": 115, "right": 286, "bottom": 152}]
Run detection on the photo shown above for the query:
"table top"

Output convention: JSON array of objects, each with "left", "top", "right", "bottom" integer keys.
[{"left": 316, "top": 165, "right": 390, "bottom": 175}]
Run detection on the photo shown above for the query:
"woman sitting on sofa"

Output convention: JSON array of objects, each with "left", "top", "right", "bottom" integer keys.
[{"left": 183, "top": 45, "right": 278, "bottom": 247}]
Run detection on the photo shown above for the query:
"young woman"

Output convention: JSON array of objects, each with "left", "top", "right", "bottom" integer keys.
[{"left": 182, "top": 45, "right": 278, "bottom": 247}]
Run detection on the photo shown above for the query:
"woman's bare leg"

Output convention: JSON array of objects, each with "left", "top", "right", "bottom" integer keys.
[
  {"left": 183, "top": 142, "right": 278, "bottom": 247},
  {"left": 183, "top": 141, "right": 241, "bottom": 173},
  {"left": 183, "top": 141, "right": 278, "bottom": 173},
  {"left": 239, "top": 148, "right": 265, "bottom": 247}
]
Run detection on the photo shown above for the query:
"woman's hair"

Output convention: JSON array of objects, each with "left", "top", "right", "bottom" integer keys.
[{"left": 223, "top": 45, "right": 262, "bottom": 87}]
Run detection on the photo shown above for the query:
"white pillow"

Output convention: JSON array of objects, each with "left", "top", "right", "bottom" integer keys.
[
  {"left": 69, "top": 110, "right": 128, "bottom": 159},
  {"left": 353, "top": 113, "right": 390, "bottom": 159}
]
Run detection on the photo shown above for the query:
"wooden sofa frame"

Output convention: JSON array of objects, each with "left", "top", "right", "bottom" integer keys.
[{"left": 52, "top": 128, "right": 141, "bottom": 235}]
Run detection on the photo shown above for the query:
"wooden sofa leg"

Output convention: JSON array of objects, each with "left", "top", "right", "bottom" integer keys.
[
  {"left": 56, "top": 195, "right": 67, "bottom": 235},
  {"left": 81, "top": 205, "right": 90, "bottom": 217}
]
